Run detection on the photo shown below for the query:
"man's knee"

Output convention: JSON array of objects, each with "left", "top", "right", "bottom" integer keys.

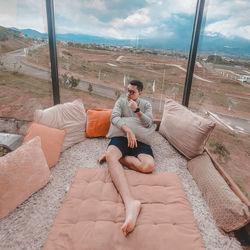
[
  {"left": 106, "top": 146, "right": 122, "bottom": 164},
  {"left": 141, "top": 161, "right": 154, "bottom": 173}
]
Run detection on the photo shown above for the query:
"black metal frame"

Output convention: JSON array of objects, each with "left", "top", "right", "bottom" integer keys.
[
  {"left": 45, "top": 0, "right": 60, "bottom": 105},
  {"left": 182, "top": 0, "right": 205, "bottom": 107},
  {"left": 45, "top": 0, "right": 205, "bottom": 107}
]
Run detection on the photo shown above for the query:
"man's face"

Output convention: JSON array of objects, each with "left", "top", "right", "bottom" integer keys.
[{"left": 127, "top": 84, "right": 141, "bottom": 101}]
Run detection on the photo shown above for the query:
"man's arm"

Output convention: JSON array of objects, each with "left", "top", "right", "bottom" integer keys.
[
  {"left": 121, "top": 124, "right": 137, "bottom": 148},
  {"left": 128, "top": 100, "right": 153, "bottom": 128},
  {"left": 111, "top": 98, "right": 137, "bottom": 148},
  {"left": 110, "top": 98, "right": 126, "bottom": 129},
  {"left": 137, "top": 101, "right": 153, "bottom": 128}
]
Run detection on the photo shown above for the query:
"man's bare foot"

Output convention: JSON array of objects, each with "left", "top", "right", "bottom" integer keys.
[
  {"left": 97, "top": 154, "right": 106, "bottom": 164},
  {"left": 121, "top": 200, "right": 141, "bottom": 236}
]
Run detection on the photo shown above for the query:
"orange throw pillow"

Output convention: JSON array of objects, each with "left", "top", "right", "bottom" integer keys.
[
  {"left": 0, "top": 136, "right": 51, "bottom": 219},
  {"left": 23, "top": 122, "right": 66, "bottom": 168},
  {"left": 85, "top": 109, "right": 112, "bottom": 137}
]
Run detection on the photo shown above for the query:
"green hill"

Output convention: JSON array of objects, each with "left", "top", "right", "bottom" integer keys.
[{"left": 0, "top": 26, "right": 31, "bottom": 55}]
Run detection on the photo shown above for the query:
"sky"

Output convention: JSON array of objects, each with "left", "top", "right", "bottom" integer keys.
[{"left": 0, "top": 0, "right": 250, "bottom": 41}]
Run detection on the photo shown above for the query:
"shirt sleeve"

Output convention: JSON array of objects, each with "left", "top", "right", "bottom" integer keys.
[
  {"left": 110, "top": 98, "right": 126, "bottom": 129},
  {"left": 140, "top": 101, "right": 153, "bottom": 128}
]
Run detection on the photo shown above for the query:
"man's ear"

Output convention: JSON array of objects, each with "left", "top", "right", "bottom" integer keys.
[{"left": 139, "top": 91, "right": 142, "bottom": 96}]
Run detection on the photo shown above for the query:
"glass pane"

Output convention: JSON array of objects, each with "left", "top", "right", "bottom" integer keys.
[
  {"left": 190, "top": 0, "right": 250, "bottom": 200},
  {"left": 0, "top": 1, "right": 53, "bottom": 123},
  {"left": 53, "top": 0, "right": 195, "bottom": 118}
]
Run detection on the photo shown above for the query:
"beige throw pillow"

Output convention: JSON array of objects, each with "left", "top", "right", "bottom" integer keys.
[
  {"left": 106, "top": 117, "right": 156, "bottom": 145},
  {"left": 159, "top": 98, "right": 215, "bottom": 159},
  {"left": 34, "top": 99, "right": 86, "bottom": 151},
  {"left": 187, "top": 152, "right": 250, "bottom": 232}
]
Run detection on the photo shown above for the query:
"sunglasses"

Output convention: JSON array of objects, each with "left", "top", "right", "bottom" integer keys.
[{"left": 127, "top": 89, "right": 137, "bottom": 95}]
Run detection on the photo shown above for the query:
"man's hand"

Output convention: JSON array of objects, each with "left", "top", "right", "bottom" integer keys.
[
  {"left": 126, "top": 128, "right": 137, "bottom": 148},
  {"left": 128, "top": 99, "right": 137, "bottom": 112},
  {"left": 121, "top": 125, "right": 137, "bottom": 148}
]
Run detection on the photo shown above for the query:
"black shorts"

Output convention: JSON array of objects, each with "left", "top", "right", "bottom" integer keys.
[{"left": 108, "top": 137, "right": 154, "bottom": 158}]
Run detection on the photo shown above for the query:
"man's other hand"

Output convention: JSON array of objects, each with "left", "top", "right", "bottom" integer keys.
[
  {"left": 126, "top": 128, "right": 137, "bottom": 148},
  {"left": 121, "top": 125, "right": 137, "bottom": 148}
]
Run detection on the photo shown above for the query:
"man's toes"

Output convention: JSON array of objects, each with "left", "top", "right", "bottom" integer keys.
[
  {"left": 98, "top": 154, "right": 106, "bottom": 164},
  {"left": 121, "top": 223, "right": 128, "bottom": 236}
]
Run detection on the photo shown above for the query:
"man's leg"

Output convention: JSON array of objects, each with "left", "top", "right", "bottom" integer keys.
[
  {"left": 98, "top": 153, "right": 154, "bottom": 173},
  {"left": 119, "top": 154, "right": 154, "bottom": 173},
  {"left": 105, "top": 145, "right": 141, "bottom": 236}
]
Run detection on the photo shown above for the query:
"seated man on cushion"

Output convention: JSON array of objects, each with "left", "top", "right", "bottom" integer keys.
[{"left": 98, "top": 80, "right": 154, "bottom": 236}]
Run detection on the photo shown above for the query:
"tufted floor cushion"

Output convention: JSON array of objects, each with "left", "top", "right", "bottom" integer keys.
[{"left": 43, "top": 168, "right": 205, "bottom": 250}]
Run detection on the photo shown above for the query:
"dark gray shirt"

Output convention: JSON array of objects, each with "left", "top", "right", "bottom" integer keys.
[{"left": 111, "top": 97, "right": 153, "bottom": 129}]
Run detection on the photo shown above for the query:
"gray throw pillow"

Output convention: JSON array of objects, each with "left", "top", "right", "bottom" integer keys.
[{"left": 106, "top": 117, "right": 156, "bottom": 145}]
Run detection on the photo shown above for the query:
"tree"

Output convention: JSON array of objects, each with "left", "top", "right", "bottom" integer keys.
[
  {"left": 59, "top": 73, "right": 80, "bottom": 88},
  {"left": 88, "top": 83, "right": 93, "bottom": 94},
  {"left": 13, "top": 62, "right": 22, "bottom": 74},
  {"left": 69, "top": 75, "right": 80, "bottom": 88},
  {"left": 146, "top": 82, "right": 153, "bottom": 94},
  {"left": 227, "top": 97, "right": 237, "bottom": 111},
  {"left": 171, "top": 87, "right": 179, "bottom": 100},
  {"left": 114, "top": 89, "right": 121, "bottom": 100},
  {"left": 197, "top": 90, "right": 204, "bottom": 104},
  {"left": 207, "top": 55, "right": 223, "bottom": 64},
  {"left": 0, "top": 32, "right": 8, "bottom": 41},
  {"left": 0, "top": 57, "right": 4, "bottom": 69}
]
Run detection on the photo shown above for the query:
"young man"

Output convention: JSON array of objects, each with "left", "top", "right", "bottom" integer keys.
[{"left": 98, "top": 80, "right": 154, "bottom": 236}]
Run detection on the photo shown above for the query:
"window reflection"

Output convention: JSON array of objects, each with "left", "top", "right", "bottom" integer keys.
[
  {"left": 191, "top": 1, "right": 250, "bottom": 200},
  {"left": 0, "top": 1, "right": 53, "bottom": 120}
]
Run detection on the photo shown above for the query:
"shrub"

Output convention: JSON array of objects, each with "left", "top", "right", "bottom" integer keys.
[
  {"left": 59, "top": 73, "right": 80, "bottom": 88},
  {"left": 209, "top": 141, "right": 231, "bottom": 163}
]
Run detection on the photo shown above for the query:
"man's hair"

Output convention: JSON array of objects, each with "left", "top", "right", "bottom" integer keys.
[{"left": 129, "top": 80, "right": 143, "bottom": 92}]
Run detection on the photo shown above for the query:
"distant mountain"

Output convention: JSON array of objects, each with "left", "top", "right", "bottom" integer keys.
[
  {"left": 0, "top": 26, "right": 22, "bottom": 41},
  {"left": 10, "top": 27, "right": 250, "bottom": 60},
  {"left": 14, "top": 28, "right": 48, "bottom": 39},
  {"left": 0, "top": 26, "right": 30, "bottom": 53}
]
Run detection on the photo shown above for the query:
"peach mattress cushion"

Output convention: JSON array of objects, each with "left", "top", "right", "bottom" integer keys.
[{"left": 44, "top": 168, "right": 205, "bottom": 250}]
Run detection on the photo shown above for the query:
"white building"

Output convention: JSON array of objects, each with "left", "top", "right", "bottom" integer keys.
[{"left": 238, "top": 75, "right": 250, "bottom": 83}]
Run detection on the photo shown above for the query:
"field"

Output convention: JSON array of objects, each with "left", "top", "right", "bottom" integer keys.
[
  {"left": 1, "top": 43, "right": 250, "bottom": 200},
  {"left": 0, "top": 70, "right": 114, "bottom": 120},
  {"left": 24, "top": 44, "right": 250, "bottom": 118}
]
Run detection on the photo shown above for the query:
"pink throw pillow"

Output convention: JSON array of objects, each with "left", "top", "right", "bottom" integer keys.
[{"left": 0, "top": 136, "right": 51, "bottom": 219}]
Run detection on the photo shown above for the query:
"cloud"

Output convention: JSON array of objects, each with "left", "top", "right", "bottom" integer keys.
[
  {"left": 85, "top": 0, "right": 106, "bottom": 11},
  {"left": 206, "top": 19, "right": 250, "bottom": 40},
  {"left": 204, "top": 0, "right": 250, "bottom": 40},
  {"left": 0, "top": 0, "right": 250, "bottom": 41},
  {"left": 112, "top": 8, "right": 150, "bottom": 28}
]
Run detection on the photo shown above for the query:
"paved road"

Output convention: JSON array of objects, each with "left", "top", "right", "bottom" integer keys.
[
  {"left": 2, "top": 48, "right": 51, "bottom": 80},
  {"left": 215, "top": 112, "right": 250, "bottom": 134},
  {"left": 208, "top": 111, "right": 250, "bottom": 135},
  {"left": 165, "top": 63, "right": 213, "bottom": 83}
]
